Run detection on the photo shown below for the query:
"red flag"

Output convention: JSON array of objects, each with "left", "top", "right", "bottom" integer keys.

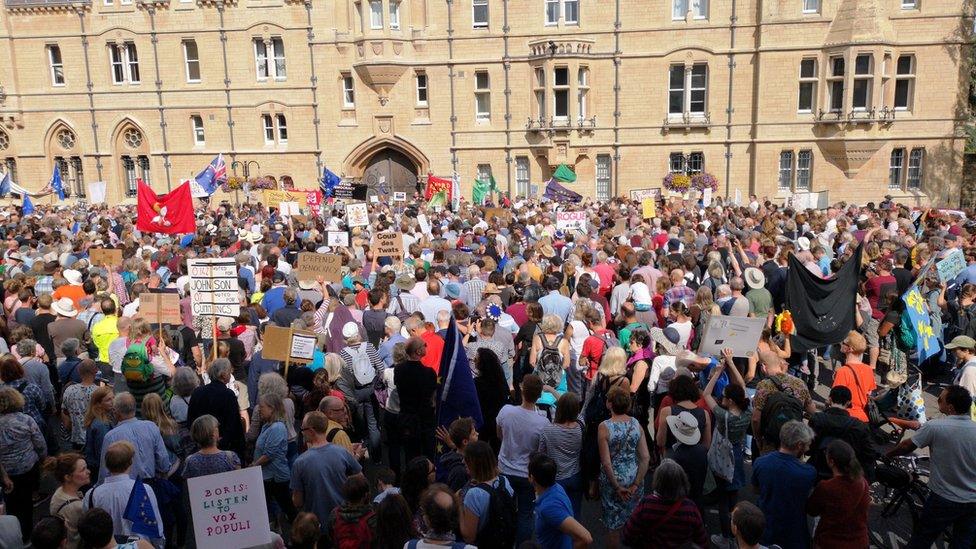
[
  {"left": 425, "top": 174, "right": 452, "bottom": 201},
  {"left": 136, "top": 179, "right": 196, "bottom": 234}
]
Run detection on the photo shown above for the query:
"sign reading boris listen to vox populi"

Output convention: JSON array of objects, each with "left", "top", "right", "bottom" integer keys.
[
  {"left": 187, "top": 466, "right": 271, "bottom": 549},
  {"left": 89, "top": 248, "right": 123, "bottom": 267},
  {"left": 138, "top": 293, "right": 182, "bottom": 325},
  {"left": 372, "top": 232, "right": 404, "bottom": 259},
  {"left": 295, "top": 252, "right": 343, "bottom": 282}
]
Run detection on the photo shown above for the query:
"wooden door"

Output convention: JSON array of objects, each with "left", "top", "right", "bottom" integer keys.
[{"left": 363, "top": 149, "right": 418, "bottom": 197}]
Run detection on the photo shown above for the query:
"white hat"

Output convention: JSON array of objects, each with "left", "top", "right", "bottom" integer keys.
[
  {"left": 796, "top": 236, "right": 811, "bottom": 251},
  {"left": 342, "top": 321, "right": 360, "bottom": 339},
  {"left": 63, "top": 269, "right": 83, "bottom": 286},
  {"left": 216, "top": 317, "right": 234, "bottom": 331},
  {"left": 52, "top": 297, "right": 78, "bottom": 317},
  {"left": 744, "top": 267, "right": 766, "bottom": 290},
  {"left": 666, "top": 411, "right": 702, "bottom": 446},
  {"left": 298, "top": 279, "right": 317, "bottom": 290}
]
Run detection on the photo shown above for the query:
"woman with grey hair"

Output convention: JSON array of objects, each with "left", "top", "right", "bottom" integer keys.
[
  {"left": 57, "top": 337, "right": 84, "bottom": 386},
  {"left": 621, "top": 459, "right": 707, "bottom": 548},
  {"left": 180, "top": 414, "right": 240, "bottom": 549},
  {"left": 246, "top": 373, "right": 298, "bottom": 463},
  {"left": 250, "top": 392, "right": 296, "bottom": 524},
  {"left": 169, "top": 367, "right": 200, "bottom": 425},
  {"left": 338, "top": 321, "right": 385, "bottom": 461}
]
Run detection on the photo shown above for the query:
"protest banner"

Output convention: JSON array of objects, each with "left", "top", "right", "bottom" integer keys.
[
  {"left": 346, "top": 203, "right": 369, "bottom": 227},
  {"left": 89, "top": 248, "right": 123, "bottom": 267},
  {"left": 698, "top": 315, "right": 766, "bottom": 358},
  {"left": 903, "top": 285, "right": 940, "bottom": 362},
  {"left": 187, "top": 466, "right": 271, "bottom": 549},
  {"left": 393, "top": 192, "right": 407, "bottom": 202},
  {"left": 937, "top": 249, "right": 966, "bottom": 283},
  {"left": 327, "top": 231, "right": 350, "bottom": 247},
  {"left": 484, "top": 207, "right": 512, "bottom": 221},
  {"left": 641, "top": 198, "right": 657, "bottom": 219},
  {"left": 262, "top": 190, "right": 291, "bottom": 210},
  {"left": 629, "top": 188, "right": 661, "bottom": 201},
  {"left": 702, "top": 187, "right": 713, "bottom": 207},
  {"left": 556, "top": 211, "right": 587, "bottom": 231},
  {"left": 304, "top": 190, "right": 323, "bottom": 217},
  {"left": 372, "top": 232, "right": 404, "bottom": 259},
  {"left": 187, "top": 258, "right": 241, "bottom": 318},
  {"left": 295, "top": 252, "right": 343, "bottom": 282},
  {"left": 137, "top": 292, "right": 182, "bottom": 325}
]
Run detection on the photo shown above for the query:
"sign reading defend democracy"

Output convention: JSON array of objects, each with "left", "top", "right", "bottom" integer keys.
[
  {"left": 295, "top": 252, "right": 343, "bottom": 282},
  {"left": 187, "top": 466, "right": 271, "bottom": 549},
  {"left": 372, "top": 232, "right": 404, "bottom": 259},
  {"left": 187, "top": 258, "right": 241, "bottom": 318},
  {"left": 556, "top": 211, "right": 586, "bottom": 231}
]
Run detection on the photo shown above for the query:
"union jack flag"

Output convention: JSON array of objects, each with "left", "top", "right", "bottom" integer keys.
[{"left": 194, "top": 153, "right": 227, "bottom": 195}]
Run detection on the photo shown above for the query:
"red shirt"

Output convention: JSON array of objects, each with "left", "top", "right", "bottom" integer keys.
[
  {"left": 832, "top": 362, "right": 877, "bottom": 423},
  {"left": 580, "top": 330, "right": 611, "bottom": 380},
  {"left": 593, "top": 262, "right": 616, "bottom": 295},
  {"left": 806, "top": 475, "right": 870, "bottom": 549},
  {"left": 864, "top": 274, "right": 896, "bottom": 320},
  {"left": 420, "top": 330, "right": 445, "bottom": 372}
]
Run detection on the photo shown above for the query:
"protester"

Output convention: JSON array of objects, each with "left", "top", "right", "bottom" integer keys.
[
  {"left": 621, "top": 459, "right": 707, "bottom": 549},
  {"left": 751, "top": 420, "right": 817, "bottom": 548},
  {"left": 806, "top": 440, "right": 870, "bottom": 549},
  {"left": 45, "top": 452, "right": 90, "bottom": 549},
  {"left": 83, "top": 441, "right": 165, "bottom": 543},
  {"left": 599, "top": 386, "right": 650, "bottom": 549},
  {"left": 0, "top": 386, "right": 47, "bottom": 541}
]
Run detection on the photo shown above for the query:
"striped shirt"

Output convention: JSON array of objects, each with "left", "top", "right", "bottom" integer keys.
[
  {"left": 463, "top": 278, "right": 487, "bottom": 309},
  {"left": 537, "top": 423, "right": 583, "bottom": 480},
  {"left": 622, "top": 495, "right": 707, "bottom": 549},
  {"left": 337, "top": 342, "right": 385, "bottom": 395}
]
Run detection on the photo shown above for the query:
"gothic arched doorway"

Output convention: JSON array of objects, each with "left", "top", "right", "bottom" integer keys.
[{"left": 362, "top": 148, "right": 419, "bottom": 196}]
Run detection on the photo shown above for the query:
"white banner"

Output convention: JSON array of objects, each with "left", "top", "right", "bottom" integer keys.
[
  {"left": 87, "top": 181, "right": 107, "bottom": 203},
  {"left": 556, "top": 211, "right": 587, "bottom": 231},
  {"left": 188, "top": 258, "right": 240, "bottom": 318},
  {"left": 698, "top": 315, "right": 766, "bottom": 358},
  {"left": 187, "top": 467, "right": 271, "bottom": 549}
]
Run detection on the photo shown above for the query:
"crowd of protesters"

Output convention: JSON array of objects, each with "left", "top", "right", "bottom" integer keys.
[{"left": 0, "top": 190, "right": 973, "bottom": 549}]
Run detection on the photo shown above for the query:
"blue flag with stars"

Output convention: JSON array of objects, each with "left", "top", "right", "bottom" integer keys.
[
  {"left": 50, "top": 164, "right": 65, "bottom": 200},
  {"left": 21, "top": 195, "right": 33, "bottom": 215},
  {"left": 123, "top": 479, "right": 160, "bottom": 538},
  {"left": 321, "top": 168, "right": 341, "bottom": 198},
  {"left": 0, "top": 171, "right": 10, "bottom": 198}
]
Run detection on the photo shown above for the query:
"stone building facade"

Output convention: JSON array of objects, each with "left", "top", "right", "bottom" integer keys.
[{"left": 0, "top": 0, "right": 970, "bottom": 205}]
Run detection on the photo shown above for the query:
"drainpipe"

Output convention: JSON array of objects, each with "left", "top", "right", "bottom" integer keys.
[
  {"left": 146, "top": 5, "right": 172, "bottom": 190},
  {"left": 77, "top": 8, "right": 102, "bottom": 180},
  {"left": 217, "top": 1, "right": 235, "bottom": 162},
  {"left": 612, "top": 0, "right": 621, "bottom": 197},
  {"left": 304, "top": 0, "right": 323, "bottom": 175},
  {"left": 503, "top": 0, "right": 512, "bottom": 196},
  {"left": 447, "top": 0, "right": 458, "bottom": 176},
  {"left": 723, "top": 0, "right": 738, "bottom": 199}
]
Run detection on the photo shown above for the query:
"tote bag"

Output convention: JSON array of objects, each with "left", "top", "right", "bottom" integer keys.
[{"left": 707, "top": 411, "right": 735, "bottom": 481}]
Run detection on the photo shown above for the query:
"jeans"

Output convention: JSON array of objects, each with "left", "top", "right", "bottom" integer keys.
[
  {"left": 351, "top": 386, "right": 381, "bottom": 460},
  {"left": 907, "top": 492, "right": 976, "bottom": 549},
  {"left": 557, "top": 472, "right": 584, "bottom": 518},
  {"left": 566, "top": 356, "right": 585, "bottom": 396},
  {"left": 505, "top": 474, "right": 535, "bottom": 547}
]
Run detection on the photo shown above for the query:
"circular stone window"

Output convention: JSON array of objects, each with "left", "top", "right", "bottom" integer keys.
[
  {"left": 57, "top": 129, "right": 76, "bottom": 150},
  {"left": 123, "top": 127, "right": 143, "bottom": 149}
]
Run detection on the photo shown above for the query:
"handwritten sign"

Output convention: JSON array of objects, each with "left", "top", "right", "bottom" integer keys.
[
  {"left": 698, "top": 316, "right": 765, "bottom": 358},
  {"left": 187, "top": 467, "right": 271, "bottom": 549},
  {"left": 263, "top": 190, "right": 312, "bottom": 210},
  {"left": 296, "top": 253, "right": 343, "bottom": 282},
  {"left": 187, "top": 258, "right": 240, "bottom": 318},
  {"left": 372, "top": 232, "right": 404, "bottom": 259},
  {"left": 483, "top": 207, "right": 512, "bottom": 222},
  {"left": 262, "top": 325, "right": 317, "bottom": 364},
  {"left": 937, "top": 249, "right": 966, "bottom": 283},
  {"left": 641, "top": 198, "right": 657, "bottom": 219},
  {"left": 327, "top": 231, "right": 349, "bottom": 248},
  {"left": 556, "top": 211, "right": 586, "bottom": 231},
  {"left": 89, "top": 248, "right": 123, "bottom": 267},
  {"left": 393, "top": 192, "right": 407, "bottom": 202},
  {"left": 346, "top": 203, "right": 369, "bottom": 227},
  {"left": 137, "top": 292, "right": 182, "bottom": 325},
  {"left": 630, "top": 188, "right": 661, "bottom": 201},
  {"left": 279, "top": 201, "right": 301, "bottom": 217}
]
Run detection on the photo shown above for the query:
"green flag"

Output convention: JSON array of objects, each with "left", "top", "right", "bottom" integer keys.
[
  {"left": 489, "top": 174, "right": 497, "bottom": 192},
  {"left": 472, "top": 178, "right": 490, "bottom": 205},
  {"left": 428, "top": 189, "right": 447, "bottom": 207},
  {"left": 553, "top": 164, "right": 577, "bottom": 183}
]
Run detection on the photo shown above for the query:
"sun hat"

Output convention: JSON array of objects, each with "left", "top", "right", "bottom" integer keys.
[
  {"left": 796, "top": 236, "right": 811, "bottom": 251},
  {"left": 298, "top": 279, "right": 317, "bottom": 290},
  {"left": 52, "top": 297, "right": 78, "bottom": 318},
  {"left": 395, "top": 275, "right": 416, "bottom": 292},
  {"left": 650, "top": 327, "right": 681, "bottom": 356},
  {"left": 666, "top": 411, "right": 702, "bottom": 446},
  {"left": 341, "top": 321, "right": 360, "bottom": 339},
  {"left": 483, "top": 283, "right": 501, "bottom": 295},
  {"left": 63, "top": 269, "right": 83, "bottom": 286},
  {"left": 744, "top": 267, "right": 766, "bottom": 290},
  {"left": 216, "top": 317, "right": 234, "bottom": 331}
]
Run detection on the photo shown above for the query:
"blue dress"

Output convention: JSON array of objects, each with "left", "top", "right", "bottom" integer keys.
[{"left": 599, "top": 416, "right": 644, "bottom": 529}]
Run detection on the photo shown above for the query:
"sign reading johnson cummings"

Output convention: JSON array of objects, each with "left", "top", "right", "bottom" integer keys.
[
  {"left": 187, "top": 257, "right": 241, "bottom": 318},
  {"left": 187, "top": 466, "right": 271, "bottom": 548}
]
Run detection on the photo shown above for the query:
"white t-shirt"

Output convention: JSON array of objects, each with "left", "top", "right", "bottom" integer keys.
[
  {"left": 670, "top": 320, "right": 693, "bottom": 348},
  {"left": 496, "top": 404, "right": 550, "bottom": 477},
  {"left": 648, "top": 355, "right": 677, "bottom": 394},
  {"left": 567, "top": 320, "right": 588, "bottom": 363},
  {"left": 629, "top": 282, "right": 652, "bottom": 307}
]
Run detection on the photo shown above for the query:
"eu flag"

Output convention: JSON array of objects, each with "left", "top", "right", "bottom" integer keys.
[
  {"left": 0, "top": 171, "right": 10, "bottom": 198},
  {"left": 436, "top": 317, "right": 483, "bottom": 429},
  {"left": 22, "top": 195, "right": 33, "bottom": 215},
  {"left": 321, "top": 168, "right": 341, "bottom": 198},
  {"left": 51, "top": 164, "right": 65, "bottom": 200},
  {"left": 123, "top": 479, "right": 160, "bottom": 539}
]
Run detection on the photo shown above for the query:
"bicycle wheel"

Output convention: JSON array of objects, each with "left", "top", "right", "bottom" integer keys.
[{"left": 869, "top": 487, "right": 922, "bottom": 548}]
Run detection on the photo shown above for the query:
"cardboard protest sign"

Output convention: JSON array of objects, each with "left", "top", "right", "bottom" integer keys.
[
  {"left": 89, "top": 248, "right": 123, "bottom": 267},
  {"left": 641, "top": 198, "right": 656, "bottom": 219},
  {"left": 697, "top": 315, "right": 766, "bottom": 358},
  {"left": 187, "top": 467, "right": 271, "bottom": 549},
  {"left": 556, "top": 211, "right": 586, "bottom": 231},
  {"left": 372, "top": 232, "right": 404, "bottom": 259},
  {"left": 484, "top": 208, "right": 512, "bottom": 221},
  {"left": 138, "top": 292, "right": 182, "bottom": 325},
  {"left": 327, "top": 231, "right": 350, "bottom": 248},
  {"left": 346, "top": 203, "right": 369, "bottom": 227},
  {"left": 187, "top": 258, "right": 240, "bottom": 318},
  {"left": 937, "top": 249, "right": 966, "bottom": 283},
  {"left": 296, "top": 252, "right": 343, "bottom": 282},
  {"left": 261, "top": 325, "right": 317, "bottom": 364}
]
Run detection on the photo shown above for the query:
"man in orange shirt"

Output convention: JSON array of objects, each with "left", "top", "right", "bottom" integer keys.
[
  {"left": 53, "top": 269, "right": 87, "bottom": 311},
  {"left": 405, "top": 316, "right": 444, "bottom": 372},
  {"left": 832, "top": 330, "right": 877, "bottom": 423}
]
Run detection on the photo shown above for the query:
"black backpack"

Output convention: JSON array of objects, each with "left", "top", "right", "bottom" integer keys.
[
  {"left": 760, "top": 376, "right": 804, "bottom": 447},
  {"left": 535, "top": 334, "right": 564, "bottom": 388},
  {"left": 473, "top": 478, "right": 517, "bottom": 549}
]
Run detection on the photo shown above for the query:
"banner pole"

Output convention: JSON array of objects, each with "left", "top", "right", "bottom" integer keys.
[
  {"left": 210, "top": 264, "right": 217, "bottom": 363},
  {"left": 284, "top": 326, "right": 293, "bottom": 379}
]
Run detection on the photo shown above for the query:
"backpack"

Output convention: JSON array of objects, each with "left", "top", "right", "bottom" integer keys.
[
  {"left": 473, "top": 479, "right": 517, "bottom": 549},
  {"left": 121, "top": 341, "right": 154, "bottom": 383},
  {"left": 330, "top": 507, "right": 374, "bottom": 549},
  {"left": 720, "top": 297, "right": 738, "bottom": 316},
  {"left": 535, "top": 334, "right": 564, "bottom": 388},
  {"left": 897, "top": 313, "right": 917, "bottom": 351},
  {"left": 598, "top": 331, "right": 620, "bottom": 351},
  {"left": 394, "top": 295, "right": 411, "bottom": 323},
  {"left": 350, "top": 344, "right": 376, "bottom": 387},
  {"left": 759, "top": 376, "right": 804, "bottom": 447}
]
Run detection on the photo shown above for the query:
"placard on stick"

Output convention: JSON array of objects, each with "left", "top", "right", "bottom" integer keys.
[
  {"left": 187, "top": 258, "right": 241, "bottom": 318},
  {"left": 138, "top": 292, "right": 182, "bottom": 325},
  {"left": 346, "top": 203, "right": 369, "bottom": 227},
  {"left": 697, "top": 316, "right": 766, "bottom": 358},
  {"left": 262, "top": 325, "right": 317, "bottom": 364},
  {"left": 187, "top": 466, "right": 271, "bottom": 549},
  {"left": 327, "top": 231, "right": 350, "bottom": 248},
  {"left": 484, "top": 207, "right": 512, "bottom": 221},
  {"left": 89, "top": 248, "right": 123, "bottom": 267},
  {"left": 372, "top": 232, "right": 404, "bottom": 259},
  {"left": 295, "top": 252, "right": 343, "bottom": 282}
]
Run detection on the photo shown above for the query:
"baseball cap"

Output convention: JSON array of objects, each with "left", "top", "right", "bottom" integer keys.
[{"left": 945, "top": 335, "right": 976, "bottom": 350}]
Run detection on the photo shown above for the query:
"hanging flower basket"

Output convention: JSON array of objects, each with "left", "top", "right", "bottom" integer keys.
[
  {"left": 691, "top": 172, "right": 719, "bottom": 192},
  {"left": 219, "top": 176, "right": 247, "bottom": 193},
  {"left": 249, "top": 177, "right": 277, "bottom": 190},
  {"left": 663, "top": 172, "right": 692, "bottom": 193}
]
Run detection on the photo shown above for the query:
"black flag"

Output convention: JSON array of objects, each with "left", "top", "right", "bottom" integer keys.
[{"left": 785, "top": 243, "right": 863, "bottom": 353}]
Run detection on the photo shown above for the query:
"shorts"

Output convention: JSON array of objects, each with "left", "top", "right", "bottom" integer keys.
[{"left": 862, "top": 316, "right": 880, "bottom": 348}]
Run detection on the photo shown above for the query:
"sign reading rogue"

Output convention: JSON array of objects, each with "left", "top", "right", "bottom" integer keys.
[{"left": 188, "top": 257, "right": 241, "bottom": 318}]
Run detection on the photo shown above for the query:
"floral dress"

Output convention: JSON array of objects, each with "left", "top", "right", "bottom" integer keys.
[{"left": 599, "top": 416, "right": 643, "bottom": 530}]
